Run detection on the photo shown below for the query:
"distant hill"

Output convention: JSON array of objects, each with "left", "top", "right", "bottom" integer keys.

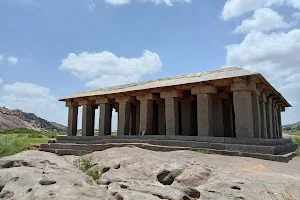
[
  {"left": 0, "top": 106, "right": 67, "bottom": 132},
  {"left": 283, "top": 121, "right": 300, "bottom": 130}
]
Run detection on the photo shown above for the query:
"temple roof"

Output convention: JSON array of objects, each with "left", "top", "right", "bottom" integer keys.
[{"left": 59, "top": 67, "right": 291, "bottom": 107}]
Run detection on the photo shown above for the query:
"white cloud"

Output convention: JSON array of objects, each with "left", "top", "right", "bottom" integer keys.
[
  {"left": 0, "top": 55, "right": 4, "bottom": 62},
  {"left": 286, "top": 0, "right": 300, "bottom": 9},
  {"left": 0, "top": 82, "right": 66, "bottom": 125},
  {"left": 59, "top": 50, "right": 162, "bottom": 88},
  {"left": 7, "top": 56, "right": 18, "bottom": 65},
  {"left": 88, "top": 0, "right": 96, "bottom": 12},
  {"left": 105, "top": 0, "right": 130, "bottom": 5},
  {"left": 225, "top": 29, "right": 300, "bottom": 124},
  {"left": 0, "top": 79, "right": 3, "bottom": 84},
  {"left": 233, "top": 8, "right": 290, "bottom": 33},
  {"left": 221, "top": 0, "right": 285, "bottom": 20},
  {"left": 220, "top": 0, "right": 300, "bottom": 20},
  {"left": 105, "top": 0, "right": 191, "bottom": 6},
  {"left": 293, "top": 12, "right": 300, "bottom": 20}
]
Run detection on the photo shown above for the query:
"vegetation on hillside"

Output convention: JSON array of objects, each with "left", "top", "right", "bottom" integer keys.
[{"left": 0, "top": 128, "right": 66, "bottom": 157}]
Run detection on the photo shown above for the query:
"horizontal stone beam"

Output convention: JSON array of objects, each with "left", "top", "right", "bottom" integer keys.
[
  {"left": 78, "top": 100, "right": 95, "bottom": 106},
  {"left": 231, "top": 81, "right": 256, "bottom": 92},
  {"left": 65, "top": 101, "right": 78, "bottom": 107},
  {"left": 191, "top": 85, "right": 217, "bottom": 94},
  {"left": 95, "top": 97, "right": 114, "bottom": 104},
  {"left": 136, "top": 93, "right": 159, "bottom": 100},
  {"left": 160, "top": 90, "right": 183, "bottom": 98}
]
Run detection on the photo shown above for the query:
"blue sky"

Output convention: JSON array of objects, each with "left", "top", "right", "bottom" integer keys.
[{"left": 1, "top": 0, "right": 300, "bottom": 129}]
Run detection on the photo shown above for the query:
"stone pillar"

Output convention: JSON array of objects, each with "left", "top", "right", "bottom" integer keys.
[
  {"left": 135, "top": 102, "right": 140, "bottom": 135},
  {"left": 181, "top": 98, "right": 194, "bottom": 136},
  {"left": 161, "top": 90, "right": 182, "bottom": 135},
  {"left": 137, "top": 93, "right": 156, "bottom": 135},
  {"left": 274, "top": 103, "right": 280, "bottom": 139},
  {"left": 278, "top": 106, "right": 283, "bottom": 138},
  {"left": 157, "top": 99, "right": 166, "bottom": 135},
  {"left": 212, "top": 97, "right": 224, "bottom": 137},
  {"left": 130, "top": 104, "right": 137, "bottom": 135},
  {"left": 259, "top": 93, "right": 268, "bottom": 139},
  {"left": 231, "top": 82, "right": 255, "bottom": 138},
  {"left": 99, "top": 103, "right": 112, "bottom": 136},
  {"left": 191, "top": 85, "right": 217, "bottom": 137},
  {"left": 252, "top": 91, "right": 261, "bottom": 138},
  {"left": 272, "top": 104, "right": 277, "bottom": 139},
  {"left": 223, "top": 99, "right": 234, "bottom": 137},
  {"left": 80, "top": 100, "right": 96, "bottom": 136},
  {"left": 66, "top": 102, "right": 78, "bottom": 136},
  {"left": 116, "top": 97, "right": 131, "bottom": 135},
  {"left": 96, "top": 98, "right": 112, "bottom": 136},
  {"left": 266, "top": 97, "right": 274, "bottom": 139}
]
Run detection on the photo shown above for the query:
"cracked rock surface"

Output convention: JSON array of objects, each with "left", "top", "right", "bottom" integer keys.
[{"left": 1, "top": 147, "right": 300, "bottom": 200}]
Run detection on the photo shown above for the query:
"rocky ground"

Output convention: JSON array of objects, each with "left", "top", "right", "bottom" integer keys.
[{"left": 1, "top": 147, "right": 300, "bottom": 200}]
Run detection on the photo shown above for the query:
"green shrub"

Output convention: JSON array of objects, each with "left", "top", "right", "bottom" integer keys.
[
  {"left": 86, "top": 167, "right": 102, "bottom": 180},
  {"left": 27, "top": 132, "right": 43, "bottom": 138},
  {"left": 73, "top": 156, "right": 102, "bottom": 180},
  {"left": 0, "top": 135, "right": 31, "bottom": 157},
  {"left": 198, "top": 149, "right": 214, "bottom": 154},
  {"left": 43, "top": 132, "right": 58, "bottom": 138},
  {"left": 292, "top": 137, "right": 300, "bottom": 146},
  {"left": 73, "top": 156, "right": 94, "bottom": 172},
  {"left": 295, "top": 149, "right": 300, "bottom": 157}
]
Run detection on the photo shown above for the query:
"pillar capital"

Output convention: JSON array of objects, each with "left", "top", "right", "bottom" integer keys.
[
  {"left": 259, "top": 93, "right": 267, "bottom": 103},
  {"left": 273, "top": 99, "right": 282, "bottom": 107},
  {"left": 136, "top": 93, "right": 159, "bottom": 100},
  {"left": 160, "top": 90, "right": 183, "bottom": 98},
  {"left": 256, "top": 83, "right": 268, "bottom": 92},
  {"left": 95, "top": 97, "right": 114, "bottom": 104},
  {"left": 115, "top": 96, "right": 134, "bottom": 102},
  {"left": 267, "top": 95, "right": 274, "bottom": 103},
  {"left": 191, "top": 85, "right": 217, "bottom": 95},
  {"left": 78, "top": 99, "right": 95, "bottom": 106},
  {"left": 65, "top": 101, "right": 78, "bottom": 107},
  {"left": 231, "top": 81, "right": 256, "bottom": 92}
]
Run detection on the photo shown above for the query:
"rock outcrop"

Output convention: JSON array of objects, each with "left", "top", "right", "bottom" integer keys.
[
  {"left": 1, "top": 147, "right": 300, "bottom": 200},
  {"left": 0, "top": 107, "right": 67, "bottom": 131}
]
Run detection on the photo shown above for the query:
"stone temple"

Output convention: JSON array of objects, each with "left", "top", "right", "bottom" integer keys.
[{"left": 40, "top": 67, "right": 298, "bottom": 162}]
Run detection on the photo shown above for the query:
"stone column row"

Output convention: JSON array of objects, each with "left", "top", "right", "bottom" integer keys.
[{"left": 65, "top": 84, "right": 284, "bottom": 139}]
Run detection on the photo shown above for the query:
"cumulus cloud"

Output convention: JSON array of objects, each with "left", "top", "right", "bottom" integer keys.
[
  {"left": 7, "top": 56, "right": 18, "bottom": 65},
  {"left": 105, "top": 0, "right": 191, "bottom": 6},
  {"left": 293, "top": 12, "right": 300, "bottom": 20},
  {"left": 0, "top": 82, "right": 66, "bottom": 125},
  {"left": 59, "top": 50, "right": 162, "bottom": 88},
  {"left": 225, "top": 29, "right": 300, "bottom": 124},
  {"left": 221, "top": 0, "right": 300, "bottom": 20},
  {"left": 233, "top": 8, "right": 290, "bottom": 33}
]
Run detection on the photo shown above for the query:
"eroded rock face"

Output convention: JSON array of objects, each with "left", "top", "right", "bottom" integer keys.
[
  {"left": 1, "top": 147, "right": 300, "bottom": 200},
  {"left": 0, "top": 106, "right": 67, "bottom": 131},
  {"left": 0, "top": 150, "right": 113, "bottom": 200},
  {"left": 66, "top": 146, "right": 300, "bottom": 200}
]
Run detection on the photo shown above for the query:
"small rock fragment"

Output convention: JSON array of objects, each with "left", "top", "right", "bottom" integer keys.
[{"left": 39, "top": 178, "right": 57, "bottom": 186}]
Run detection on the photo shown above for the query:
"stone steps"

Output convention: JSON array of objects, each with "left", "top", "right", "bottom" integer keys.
[
  {"left": 53, "top": 138, "right": 298, "bottom": 155},
  {"left": 39, "top": 142, "right": 296, "bottom": 162},
  {"left": 39, "top": 136, "right": 298, "bottom": 162}
]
